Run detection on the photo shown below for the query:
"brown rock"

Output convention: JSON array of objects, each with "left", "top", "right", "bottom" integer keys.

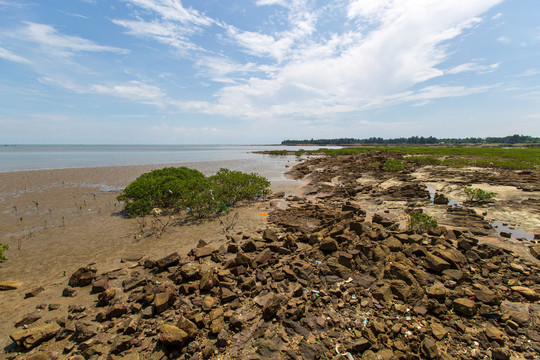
[
  {"left": 10, "top": 323, "right": 60, "bottom": 349},
  {"left": 62, "top": 286, "right": 77, "bottom": 297},
  {"left": 24, "top": 286, "right": 45, "bottom": 298},
  {"left": 194, "top": 245, "right": 218, "bottom": 259},
  {"left": 253, "top": 248, "right": 272, "bottom": 266},
  {"left": 421, "top": 337, "right": 438, "bottom": 359},
  {"left": 176, "top": 316, "right": 198, "bottom": 338},
  {"left": 320, "top": 237, "right": 338, "bottom": 251},
  {"left": 199, "top": 270, "right": 216, "bottom": 291},
  {"left": 91, "top": 279, "right": 109, "bottom": 293},
  {"left": 453, "top": 298, "right": 476, "bottom": 317},
  {"left": 0, "top": 281, "right": 22, "bottom": 290},
  {"left": 15, "top": 311, "right": 42, "bottom": 328},
  {"left": 262, "top": 294, "right": 283, "bottom": 320},
  {"left": 159, "top": 324, "right": 188, "bottom": 347},
  {"left": 425, "top": 253, "right": 451, "bottom": 272},
  {"left": 156, "top": 252, "right": 180, "bottom": 269},
  {"left": 180, "top": 262, "right": 200, "bottom": 279},
  {"left": 107, "top": 303, "right": 128, "bottom": 319},
  {"left": 68, "top": 267, "right": 97, "bottom": 287}
]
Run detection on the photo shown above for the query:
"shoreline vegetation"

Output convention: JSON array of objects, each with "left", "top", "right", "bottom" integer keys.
[
  {"left": 257, "top": 145, "right": 540, "bottom": 170},
  {"left": 281, "top": 134, "right": 540, "bottom": 146}
]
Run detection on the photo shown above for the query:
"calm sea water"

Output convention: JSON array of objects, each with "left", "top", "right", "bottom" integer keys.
[{"left": 0, "top": 145, "right": 308, "bottom": 173}]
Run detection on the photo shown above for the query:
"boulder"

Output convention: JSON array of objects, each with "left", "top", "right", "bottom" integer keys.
[
  {"left": 68, "top": 267, "right": 97, "bottom": 287},
  {"left": 453, "top": 298, "right": 476, "bottom": 317},
  {"left": 159, "top": 324, "right": 188, "bottom": 347}
]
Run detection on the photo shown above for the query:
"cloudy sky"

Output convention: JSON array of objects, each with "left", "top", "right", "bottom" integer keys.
[{"left": 0, "top": 0, "right": 539, "bottom": 144}]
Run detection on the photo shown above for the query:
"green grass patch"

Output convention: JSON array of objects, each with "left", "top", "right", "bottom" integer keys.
[
  {"left": 383, "top": 159, "right": 407, "bottom": 172},
  {"left": 407, "top": 211, "right": 438, "bottom": 234},
  {"left": 406, "top": 156, "right": 443, "bottom": 165},
  {"left": 0, "top": 243, "right": 8, "bottom": 262}
]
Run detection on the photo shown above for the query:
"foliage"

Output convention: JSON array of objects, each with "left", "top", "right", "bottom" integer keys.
[
  {"left": 382, "top": 159, "right": 407, "bottom": 172},
  {"left": 117, "top": 167, "right": 205, "bottom": 217},
  {"left": 406, "top": 156, "right": 442, "bottom": 165},
  {"left": 464, "top": 187, "right": 497, "bottom": 202},
  {"left": 0, "top": 243, "right": 9, "bottom": 262},
  {"left": 282, "top": 134, "right": 540, "bottom": 146},
  {"left": 407, "top": 211, "right": 438, "bottom": 234},
  {"left": 117, "top": 166, "right": 271, "bottom": 219}
]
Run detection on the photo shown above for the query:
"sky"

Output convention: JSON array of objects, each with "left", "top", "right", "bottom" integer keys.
[{"left": 0, "top": 0, "right": 539, "bottom": 144}]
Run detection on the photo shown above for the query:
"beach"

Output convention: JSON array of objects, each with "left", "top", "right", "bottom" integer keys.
[{"left": 0, "top": 157, "right": 303, "bottom": 351}]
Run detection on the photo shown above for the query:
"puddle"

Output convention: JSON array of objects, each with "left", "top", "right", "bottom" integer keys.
[
  {"left": 491, "top": 221, "right": 535, "bottom": 241},
  {"left": 426, "top": 185, "right": 462, "bottom": 207}
]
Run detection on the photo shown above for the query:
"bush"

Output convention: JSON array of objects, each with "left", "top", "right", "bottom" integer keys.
[
  {"left": 117, "top": 167, "right": 271, "bottom": 219},
  {"left": 406, "top": 156, "right": 443, "bottom": 165},
  {"left": 117, "top": 167, "right": 205, "bottom": 216},
  {"left": 0, "top": 243, "right": 9, "bottom": 262},
  {"left": 383, "top": 159, "right": 407, "bottom": 172},
  {"left": 407, "top": 211, "right": 438, "bottom": 234},
  {"left": 464, "top": 187, "right": 497, "bottom": 202}
]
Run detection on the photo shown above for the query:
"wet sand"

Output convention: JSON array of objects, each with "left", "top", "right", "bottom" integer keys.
[{"left": 0, "top": 158, "right": 302, "bottom": 350}]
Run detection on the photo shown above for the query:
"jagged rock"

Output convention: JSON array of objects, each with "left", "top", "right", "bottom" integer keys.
[
  {"left": 97, "top": 288, "right": 116, "bottom": 306},
  {"left": 421, "top": 337, "right": 439, "bottom": 359},
  {"left": 68, "top": 267, "right": 97, "bottom": 287},
  {"left": 263, "top": 229, "right": 278, "bottom": 242},
  {"left": 107, "top": 303, "right": 128, "bottom": 319},
  {"left": 262, "top": 294, "right": 283, "bottom": 320},
  {"left": 425, "top": 253, "right": 451, "bottom": 272},
  {"left": 159, "top": 324, "right": 188, "bottom": 347},
  {"left": 511, "top": 286, "right": 540, "bottom": 301},
  {"left": 199, "top": 269, "right": 217, "bottom": 291},
  {"left": 193, "top": 245, "right": 218, "bottom": 259},
  {"left": 11, "top": 323, "right": 60, "bottom": 349},
  {"left": 485, "top": 324, "right": 507, "bottom": 344},
  {"left": 434, "top": 193, "right": 449, "bottom": 204},
  {"left": 177, "top": 315, "right": 198, "bottom": 338},
  {"left": 156, "top": 252, "right": 180, "bottom": 269},
  {"left": 180, "top": 262, "right": 201, "bottom": 279},
  {"left": 529, "top": 245, "right": 540, "bottom": 259}
]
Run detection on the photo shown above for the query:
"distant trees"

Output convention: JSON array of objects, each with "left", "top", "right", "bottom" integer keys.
[{"left": 281, "top": 134, "right": 539, "bottom": 146}]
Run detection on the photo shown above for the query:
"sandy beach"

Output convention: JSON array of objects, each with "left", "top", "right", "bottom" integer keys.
[{"left": 0, "top": 158, "right": 302, "bottom": 351}]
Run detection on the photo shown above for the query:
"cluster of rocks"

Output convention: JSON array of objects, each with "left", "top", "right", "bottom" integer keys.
[{"left": 5, "top": 152, "right": 540, "bottom": 359}]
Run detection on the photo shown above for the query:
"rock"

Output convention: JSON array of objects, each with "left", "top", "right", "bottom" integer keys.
[
  {"left": 15, "top": 311, "right": 42, "bottom": 328},
  {"left": 421, "top": 337, "right": 439, "bottom": 359},
  {"left": 431, "top": 323, "right": 448, "bottom": 340},
  {"left": 62, "top": 286, "right": 77, "bottom": 297},
  {"left": 159, "top": 324, "right": 188, "bottom": 347},
  {"left": 154, "top": 289, "right": 174, "bottom": 314},
  {"left": 253, "top": 248, "right": 272, "bottom": 266},
  {"left": 319, "top": 237, "right": 338, "bottom": 251},
  {"left": 350, "top": 337, "right": 371, "bottom": 353},
  {"left": 263, "top": 229, "right": 278, "bottom": 242},
  {"left": 433, "top": 193, "right": 449, "bottom": 204},
  {"left": 425, "top": 253, "right": 451, "bottom": 272},
  {"left": 236, "top": 252, "right": 253, "bottom": 267},
  {"left": 97, "top": 288, "right": 116, "bottom": 306},
  {"left": 474, "top": 286, "right": 498, "bottom": 305},
  {"left": 156, "top": 252, "right": 180, "bottom": 269},
  {"left": 529, "top": 245, "right": 540, "bottom": 259},
  {"left": 176, "top": 316, "right": 198, "bottom": 338},
  {"left": 485, "top": 324, "right": 506, "bottom": 344},
  {"left": 199, "top": 270, "right": 216, "bottom": 291},
  {"left": 68, "top": 267, "right": 97, "bottom": 287},
  {"left": 511, "top": 286, "right": 540, "bottom": 301},
  {"left": 193, "top": 245, "right": 218, "bottom": 259},
  {"left": 221, "top": 288, "right": 236, "bottom": 303},
  {"left": 453, "top": 298, "right": 476, "bottom": 317},
  {"left": 107, "top": 303, "right": 128, "bottom": 319},
  {"left": 10, "top": 323, "right": 60, "bottom": 349},
  {"left": 491, "top": 348, "right": 510, "bottom": 360},
  {"left": 91, "top": 279, "right": 109, "bottom": 293},
  {"left": 180, "top": 262, "right": 200, "bottom": 279},
  {"left": 426, "top": 285, "right": 446, "bottom": 299},
  {"left": 0, "top": 281, "right": 22, "bottom": 290},
  {"left": 24, "top": 286, "right": 45, "bottom": 298},
  {"left": 262, "top": 294, "right": 283, "bottom": 320}
]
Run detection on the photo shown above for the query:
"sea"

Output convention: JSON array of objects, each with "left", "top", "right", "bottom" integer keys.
[{"left": 0, "top": 144, "right": 314, "bottom": 173}]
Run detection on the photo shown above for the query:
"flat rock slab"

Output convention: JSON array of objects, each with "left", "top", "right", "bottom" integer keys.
[{"left": 0, "top": 281, "right": 22, "bottom": 290}]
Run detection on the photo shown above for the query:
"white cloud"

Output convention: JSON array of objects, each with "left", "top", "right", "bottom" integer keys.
[
  {"left": 518, "top": 68, "right": 540, "bottom": 77},
  {"left": 19, "top": 22, "right": 128, "bottom": 57},
  {"left": 491, "top": 12, "right": 503, "bottom": 20},
  {"left": 497, "top": 35, "right": 510, "bottom": 44},
  {"left": 0, "top": 46, "right": 31, "bottom": 63},
  {"left": 447, "top": 62, "right": 499, "bottom": 74},
  {"left": 123, "top": 0, "right": 214, "bottom": 26},
  {"left": 90, "top": 81, "right": 166, "bottom": 106},
  {"left": 256, "top": 0, "right": 287, "bottom": 6}
]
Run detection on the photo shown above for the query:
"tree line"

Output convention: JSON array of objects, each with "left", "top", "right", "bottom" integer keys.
[{"left": 281, "top": 134, "right": 539, "bottom": 146}]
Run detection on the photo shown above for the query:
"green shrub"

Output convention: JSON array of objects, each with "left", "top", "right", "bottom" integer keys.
[
  {"left": 383, "top": 159, "right": 407, "bottom": 172},
  {"left": 117, "top": 167, "right": 271, "bottom": 219},
  {"left": 407, "top": 211, "right": 438, "bottom": 234},
  {"left": 117, "top": 167, "right": 205, "bottom": 216},
  {"left": 464, "top": 187, "right": 497, "bottom": 202},
  {"left": 0, "top": 243, "right": 9, "bottom": 262}
]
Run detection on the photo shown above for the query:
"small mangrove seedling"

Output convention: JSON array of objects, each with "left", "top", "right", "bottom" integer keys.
[
  {"left": 32, "top": 201, "right": 39, "bottom": 212},
  {"left": 12, "top": 205, "right": 17, "bottom": 214},
  {"left": 464, "top": 186, "right": 497, "bottom": 202},
  {"left": 407, "top": 210, "right": 438, "bottom": 234},
  {"left": 61, "top": 216, "right": 65, "bottom": 227}
]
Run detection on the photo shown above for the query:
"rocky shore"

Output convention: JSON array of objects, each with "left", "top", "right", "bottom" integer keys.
[{"left": 1, "top": 151, "right": 539, "bottom": 359}]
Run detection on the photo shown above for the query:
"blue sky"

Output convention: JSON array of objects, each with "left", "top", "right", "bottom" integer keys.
[{"left": 0, "top": 0, "right": 539, "bottom": 144}]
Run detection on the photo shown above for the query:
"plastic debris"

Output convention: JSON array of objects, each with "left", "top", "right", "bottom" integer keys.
[{"left": 335, "top": 344, "right": 354, "bottom": 360}]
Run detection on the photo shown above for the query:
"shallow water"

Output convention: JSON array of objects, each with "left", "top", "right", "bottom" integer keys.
[
  {"left": 0, "top": 144, "right": 317, "bottom": 172},
  {"left": 491, "top": 221, "right": 535, "bottom": 241}
]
